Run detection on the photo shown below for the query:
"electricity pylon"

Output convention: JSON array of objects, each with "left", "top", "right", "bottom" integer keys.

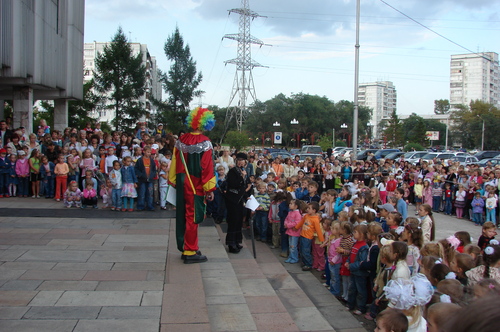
[{"left": 221, "top": 0, "right": 267, "bottom": 139}]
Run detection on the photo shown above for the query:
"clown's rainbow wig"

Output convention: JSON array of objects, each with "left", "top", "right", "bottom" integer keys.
[{"left": 185, "top": 107, "right": 216, "bottom": 131}]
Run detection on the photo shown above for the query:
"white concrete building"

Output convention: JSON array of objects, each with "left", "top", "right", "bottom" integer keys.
[
  {"left": 450, "top": 52, "right": 499, "bottom": 108},
  {"left": 83, "top": 42, "right": 162, "bottom": 125},
  {"left": 358, "top": 81, "right": 397, "bottom": 138},
  {"left": 0, "top": 0, "right": 85, "bottom": 132}
]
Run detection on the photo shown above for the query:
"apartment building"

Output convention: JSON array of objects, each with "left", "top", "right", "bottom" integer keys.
[{"left": 358, "top": 81, "right": 397, "bottom": 138}]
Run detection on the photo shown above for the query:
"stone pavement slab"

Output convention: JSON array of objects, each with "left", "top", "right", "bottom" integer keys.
[
  {"left": 98, "top": 306, "right": 161, "bottom": 319},
  {"left": 55, "top": 290, "right": 143, "bottom": 306},
  {"left": 0, "top": 319, "right": 78, "bottom": 332},
  {"left": 73, "top": 319, "right": 159, "bottom": 332},
  {"left": 23, "top": 306, "right": 101, "bottom": 320}
]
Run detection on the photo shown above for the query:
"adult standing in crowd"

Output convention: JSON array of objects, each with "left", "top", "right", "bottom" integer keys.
[
  {"left": 224, "top": 152, "right": 251, "bottom": 254},
  {"left": 168, "top": 107, "right": 216, "bottom": 264}
]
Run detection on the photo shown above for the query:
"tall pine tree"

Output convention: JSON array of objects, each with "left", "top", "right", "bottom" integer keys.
[
  {"left": 94, "top": 27, "right": 146, "bottom": 131},
  {"left": 157, "top": 27, "right": 203, "bottom": 131}
]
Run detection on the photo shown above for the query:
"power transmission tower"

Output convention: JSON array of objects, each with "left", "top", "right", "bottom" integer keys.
[{"left": 222, "top": 0, "right": 267, "bottom": 138}]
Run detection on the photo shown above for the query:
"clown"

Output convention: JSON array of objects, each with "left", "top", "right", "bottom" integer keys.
[{"left": 168, "top": 107, "right": 216, "bottom": 264}]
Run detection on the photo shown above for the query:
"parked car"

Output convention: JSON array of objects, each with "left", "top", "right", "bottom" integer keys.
[
  {"left": 373, "top": 149, "right": 401, "bottom": 160},
  {"left": 404, "top": 151, "right": 429, "bottom": 164},
  {"left": 289, "top": 148, "right": 301, "bottom": 156},
  {"left": 479, "top": 158, "right": 500, "bottom": 168},
  {"left": 450, "top": 155, "right": 480, "bottom": 166},
  {"left": 333, "top": 147, "right": 348, "bottom": 159},
  {"left": 472, "top": 151, "right": 500, "bottom": 160},
  {"left": 384, "top": 151, "right": 406, "bottom": 161},
  {"left": 356, "top": 149, "right": 379, "bottom": 161},
  {"left": 300, "top": 145, "right": 323, "bottom": 155},
  {"left": 421, "top": 151, "right": 467, "bottom": 164},
  {"left": 269, "top": 151, "right": 292, "bottom": 160}
]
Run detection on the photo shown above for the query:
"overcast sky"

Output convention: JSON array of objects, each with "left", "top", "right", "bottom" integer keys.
[{"left": 85, "top": 0, "right": 500, "bottom": 117}]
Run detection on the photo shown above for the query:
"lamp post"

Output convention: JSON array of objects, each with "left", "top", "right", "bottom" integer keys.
[
  {"left": 273, "top": 121, "right": 280, "bottom": 127},
  {"left": 352, "top": 0, "right": 361, "bottom": 159},
  {"left": 332, "top": 128, "right": 335, "bottom": 148},
  {"left": 481, "top": 119, "right": 484, "bottom": 151},
  {"left": 291, "top": 119, "right": 299, "bottom": 148},
  {"left": 477, "top": 115, "right": 485, "bottom": 151}
]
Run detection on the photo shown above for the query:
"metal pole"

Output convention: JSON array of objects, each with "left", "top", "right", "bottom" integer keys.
[
  {"left": 352, "top": 0, "right": 360, "bottom": 159},
  {"left": 445, "top": 116, "right": 449, "bottom": 151},
  {"left": 482, "top": 120, "right": 485, "bottom": 151},
  {"left": 332, "top": 128, "right": 335, "bottom": 148}
]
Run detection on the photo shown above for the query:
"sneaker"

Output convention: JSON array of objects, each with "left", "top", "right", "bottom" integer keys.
[
  {"left": 36, "top": 195, "right": 40, "bottom": 198},
  {"left": 302, "top": 266, "right": 312, "bottom": 271},
  {"left": 128, "top": 209, "right": 134, "bottom": 212},
  {"left": 121, "top": 208, "right": 127, "bottom": 212},
  {"left": 280, "top": 252, "right": 288, "bottom": 258},
  {"left": 32, "top": 195, "right": 36, "bottom": 198},
  {"left": 56, "top": 199, "right": 60, "bottom": 202},
  {"left": 66, "top": 205, "right": 71, "bottom": 208},
  {"left": 353, "top": 310, "right": 363, "bottom": 315},
  {"left": 284, "top": 259, "right": 291, "bottom": 263},
  {"left": 322, "top": 283, "right": 329, "bottom": 287},
  {"left": 364, "top": 313, "right": 374, "bottom": 320},
  {"left": 110, "top": 207, "right": 115, "bottom": 211},
  {"left": 93, "top": 205, "right": 98, "bottom": 209}
]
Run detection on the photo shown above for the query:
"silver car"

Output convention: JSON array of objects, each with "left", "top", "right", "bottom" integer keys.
[{"left": 450, "top": 155, "right": 479, "bottom": 166}]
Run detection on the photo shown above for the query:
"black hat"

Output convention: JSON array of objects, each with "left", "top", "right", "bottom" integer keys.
[{"left": 236, "top": 152, "right": 247, "bottom": 160}]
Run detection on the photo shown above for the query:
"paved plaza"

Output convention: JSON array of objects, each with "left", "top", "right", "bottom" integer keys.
[{"left": 0, "top": 198, "right": 485, "bottom": 331}]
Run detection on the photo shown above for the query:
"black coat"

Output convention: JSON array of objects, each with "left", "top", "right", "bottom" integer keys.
[{"left": 225, "top": 166, "right": 249, "bottom": 205}]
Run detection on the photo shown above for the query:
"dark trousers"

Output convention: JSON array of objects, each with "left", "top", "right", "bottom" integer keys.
[
  {"left": 225, "top": 198, "right": 245, "bottom": 246},
  {"left": 348, "top": 275, "right": 368, "bottom": 313},
  {"left": 0, "top": 173, "right": 7, "bottom": 195}
]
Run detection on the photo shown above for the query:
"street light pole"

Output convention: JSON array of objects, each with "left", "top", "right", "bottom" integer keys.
[
  {"left": 445, "top": 116, "right": 449, "bottom": 151},
  {"left": 352, "top": 0, "right": 360, "bottom": 159},
  {"left": 481, "top": 119, "right": 485, "bottom": 151},
  {"left": 332, "top": 128, "right": 335, "bottom": 148}
]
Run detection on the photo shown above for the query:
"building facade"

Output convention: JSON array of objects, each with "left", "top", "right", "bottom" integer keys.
[
  {"left": 83, "top": 42, "right": 162, "bottom": 125},
  {"left": 358, "top": 81, "right": 397, "bottom": 139},
  {"left": 450, "top": 52, "right": 499, "bottom": 108},
  {"left": 0, "top": 0, "right": 85, "bottom": 132}
]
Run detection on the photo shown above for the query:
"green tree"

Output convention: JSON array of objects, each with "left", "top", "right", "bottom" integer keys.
[
  {"left": 224, "top": 130, "right": 250, "bottom": 151},
  {"left": 33, "top": 102, "right": 54, "bottom": 129},
  {"left": 450, "top": 100, "right": 500, "bottom": 149},
  {"left": 434, "top": 99, "right": 450, "bottom": 114},
  {"left": 94, "top": 27, "right": 146, "bottom": 131},
  {"left": 158, "top": 27, "right": 203, "bottom": 132},
  {"left": 402, "top": 113, "right": 428, "bottom": 146},
  {"left": 68, "top": 80, "right": 102, "bottom": 129},
  {"left": 382, "top": 110, "right": 404, "bottom": 147},
  {"left": 241, "top": 93, "right": 371, "bottom": 148}
]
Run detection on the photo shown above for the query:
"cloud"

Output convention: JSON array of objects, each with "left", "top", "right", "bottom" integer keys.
[
  {"left": 194, "top": 0, "right": 500, "bottom": 37},
  {"left": 86, "top": 0, "right": 199, "bottom": 20}
]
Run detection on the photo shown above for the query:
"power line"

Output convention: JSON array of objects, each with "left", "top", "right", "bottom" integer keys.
[
  {"left": 378, "top": 0, "right": 491, "bottom": 60},
  {"left": 264, "top": 15, "right": 500, "bottom": 31},
  {"left": 257, "top": 10, "right": 500, "bottom": 23}
]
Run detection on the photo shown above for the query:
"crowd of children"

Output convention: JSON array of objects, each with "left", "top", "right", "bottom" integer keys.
[
  {"left": 220, "top": 154, "right": 500, "bottom": 332},
  {"left": 0, "top": 121, "right": 175, "bottom": 211}
]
